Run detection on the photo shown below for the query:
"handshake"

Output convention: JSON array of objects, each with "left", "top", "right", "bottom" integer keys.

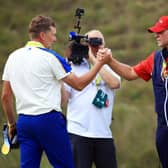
[
  {"left": 89, "top": 47, "right": 112, "bottom": 65},
  {"left": 97, "top": 48, "right": 112, "bottom": 63}
]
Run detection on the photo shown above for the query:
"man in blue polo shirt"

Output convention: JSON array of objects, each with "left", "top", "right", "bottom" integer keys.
[{"left": 1, "top": 15, "right": 110, "bottom": 168}]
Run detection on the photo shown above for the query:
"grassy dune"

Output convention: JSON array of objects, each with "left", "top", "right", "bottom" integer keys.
[{"left": 0, "top": 0, "right": 167, "bottom": 167}]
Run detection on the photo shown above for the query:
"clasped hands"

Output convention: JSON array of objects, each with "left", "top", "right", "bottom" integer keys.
[
  {"left": 97, "top": 48, "right": 112, "bottom": 64},
  {"left": 88, "top": 47, "right": 112, "bottom": 65}
]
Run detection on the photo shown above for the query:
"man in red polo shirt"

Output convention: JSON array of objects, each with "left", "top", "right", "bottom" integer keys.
[{"left": 97, "top": 16, "right": 168, "bottom": 168}]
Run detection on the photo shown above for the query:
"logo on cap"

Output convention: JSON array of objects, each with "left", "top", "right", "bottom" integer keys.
[
  {"left": 159, "top": 20, "right": 163, "bottom": 24},
  {"left": 148, "top": 16, "right": 168, "bottom": 33}
]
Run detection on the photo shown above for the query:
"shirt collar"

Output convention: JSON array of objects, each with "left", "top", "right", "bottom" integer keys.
[{"left": 25, "top": 41, "right": 45, "bottom": 48}]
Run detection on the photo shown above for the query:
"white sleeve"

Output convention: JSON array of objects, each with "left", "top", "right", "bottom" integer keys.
[{"left": 49, "top": 55, "right": 71, "bottom": 80}]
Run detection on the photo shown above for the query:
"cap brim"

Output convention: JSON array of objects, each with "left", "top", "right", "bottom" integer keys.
[{"left": 148, "top": 26, "right": 166, "bottom": 33}]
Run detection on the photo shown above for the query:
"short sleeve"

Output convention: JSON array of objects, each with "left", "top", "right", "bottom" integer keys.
[
  {"left": 49, "top": 55, "right": 71, "bottom": 80},
  {"left": 133, "top": 52, "right": 154, "bottom": 81},
  {"left": 38, "top": 47, "right": 72, "bottom": 80}
]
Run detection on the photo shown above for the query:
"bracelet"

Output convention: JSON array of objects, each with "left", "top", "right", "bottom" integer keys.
[{"left": 7, "top": 122, "right": 16, "bottom": 128}]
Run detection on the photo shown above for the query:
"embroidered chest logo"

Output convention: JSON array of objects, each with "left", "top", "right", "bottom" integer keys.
[{"left": 161, "top": 60, "right": 168, "bottom": 80}]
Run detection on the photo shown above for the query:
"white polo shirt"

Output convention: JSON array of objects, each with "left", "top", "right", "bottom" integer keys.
[
  {"left": 64, "top": 59, "right": 121, "bottom": 138},
  {"left": 2, "top": 41, "right": 71, "bottom": 115}
]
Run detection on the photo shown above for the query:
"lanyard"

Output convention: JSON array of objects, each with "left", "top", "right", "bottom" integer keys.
[{"left": 90, "top": 63, "right": 102, "bottom": 86}]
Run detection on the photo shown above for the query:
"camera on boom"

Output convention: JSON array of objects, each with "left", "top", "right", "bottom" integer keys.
[{"left": 68, "top": 8, "right": 103, "bottom": 65}]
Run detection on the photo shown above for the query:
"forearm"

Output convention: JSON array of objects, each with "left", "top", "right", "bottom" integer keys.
[
  {"left": 1, "top": 81, "right": 16, "bottom": 125},
  {"left": 76, "top": 61, "right": 103, "bottom": 90},
  {"left": 63, "top": 61, "right": 103, "bottom": 91},
  {"left": 61, "top": 83, "right": 70, "bottom": 106},
  {"left": 99, "top": 67, "right": 120, "bottom": 88},
  {"left": 108, "top": 57, "right": 138, "bottom": 81},
  {"left": 2, "top": 97, "right": 15, "bottom": 125},
  {"left": 90, "top": 54, "right": 120, "bottom": 88},
  {"left": 2, "top": 98, "right": 17, "bottom": 139}
]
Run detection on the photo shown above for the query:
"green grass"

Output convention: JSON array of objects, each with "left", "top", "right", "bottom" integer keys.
[{"left": 0, "top": 0, "right": 168, "bottom": 167}]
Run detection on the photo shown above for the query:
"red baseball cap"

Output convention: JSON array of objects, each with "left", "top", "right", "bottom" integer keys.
[{"left": 148, "top": 16, "right": 168, "bottom": 33}]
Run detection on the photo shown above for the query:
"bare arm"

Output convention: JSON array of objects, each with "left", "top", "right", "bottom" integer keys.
[
  {"left": 97, "top": 49, "right": 139, "bottom": 81},
  {"left": 1, "top": 81, "right": 15, "bottom": 124},
  {"left": 1, "top": 81, "right": 16, "bottom": 138},
  {"left": 61, "top": 82, "right": 71, "bottom": 106},
  {"left": 62, "top": 54, "right": 111, "bottom": 90},
  {"left": 108, "top": 57, "right": 139, "bottom": 81},
  {"left": 89, "top": 52, "right": 120, "bottom": 89},
  {"left": 99, "top": 67, "right": 120, "bottom": 89}
]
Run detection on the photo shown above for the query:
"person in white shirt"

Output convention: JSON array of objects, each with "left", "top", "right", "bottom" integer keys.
[
  {"left": 1, "top": 16, "right": 110, "bottom": 168},
  {"left": 62, "top": 30, "right": 120, "bottom": 168}
]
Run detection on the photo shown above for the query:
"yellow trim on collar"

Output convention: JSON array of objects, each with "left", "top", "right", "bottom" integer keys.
[{"left": 25, "top": 41, "right": 45, "bottom": 48}]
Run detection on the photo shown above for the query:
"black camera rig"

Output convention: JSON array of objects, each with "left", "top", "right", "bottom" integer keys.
[
  {"left": 69, "top": 8, "right": 87, "bottom": 43},
  {"left": 68, "top": 8, "right": 103, "bottom": 65}
]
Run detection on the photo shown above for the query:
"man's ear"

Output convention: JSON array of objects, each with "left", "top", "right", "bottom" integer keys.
[{"left": 39, "top": 32, "right": 46, "bottom": 41}]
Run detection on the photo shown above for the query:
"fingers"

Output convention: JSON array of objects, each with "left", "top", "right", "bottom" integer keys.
[
  {"left": 96, "top": 48, "right": 112, "bottom": 63},
  {"left": 98, "top": 48, "right": 111, "bottom": 55}
]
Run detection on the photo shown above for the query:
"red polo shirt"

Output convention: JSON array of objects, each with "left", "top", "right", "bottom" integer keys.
[{"left": 133, "top": 52, "right": 155, "bottom": 81}]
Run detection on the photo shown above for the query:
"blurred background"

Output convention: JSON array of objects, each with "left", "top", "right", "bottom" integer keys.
[{"left": 0, "top": 0, "right": 167, "bottom": 167}]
